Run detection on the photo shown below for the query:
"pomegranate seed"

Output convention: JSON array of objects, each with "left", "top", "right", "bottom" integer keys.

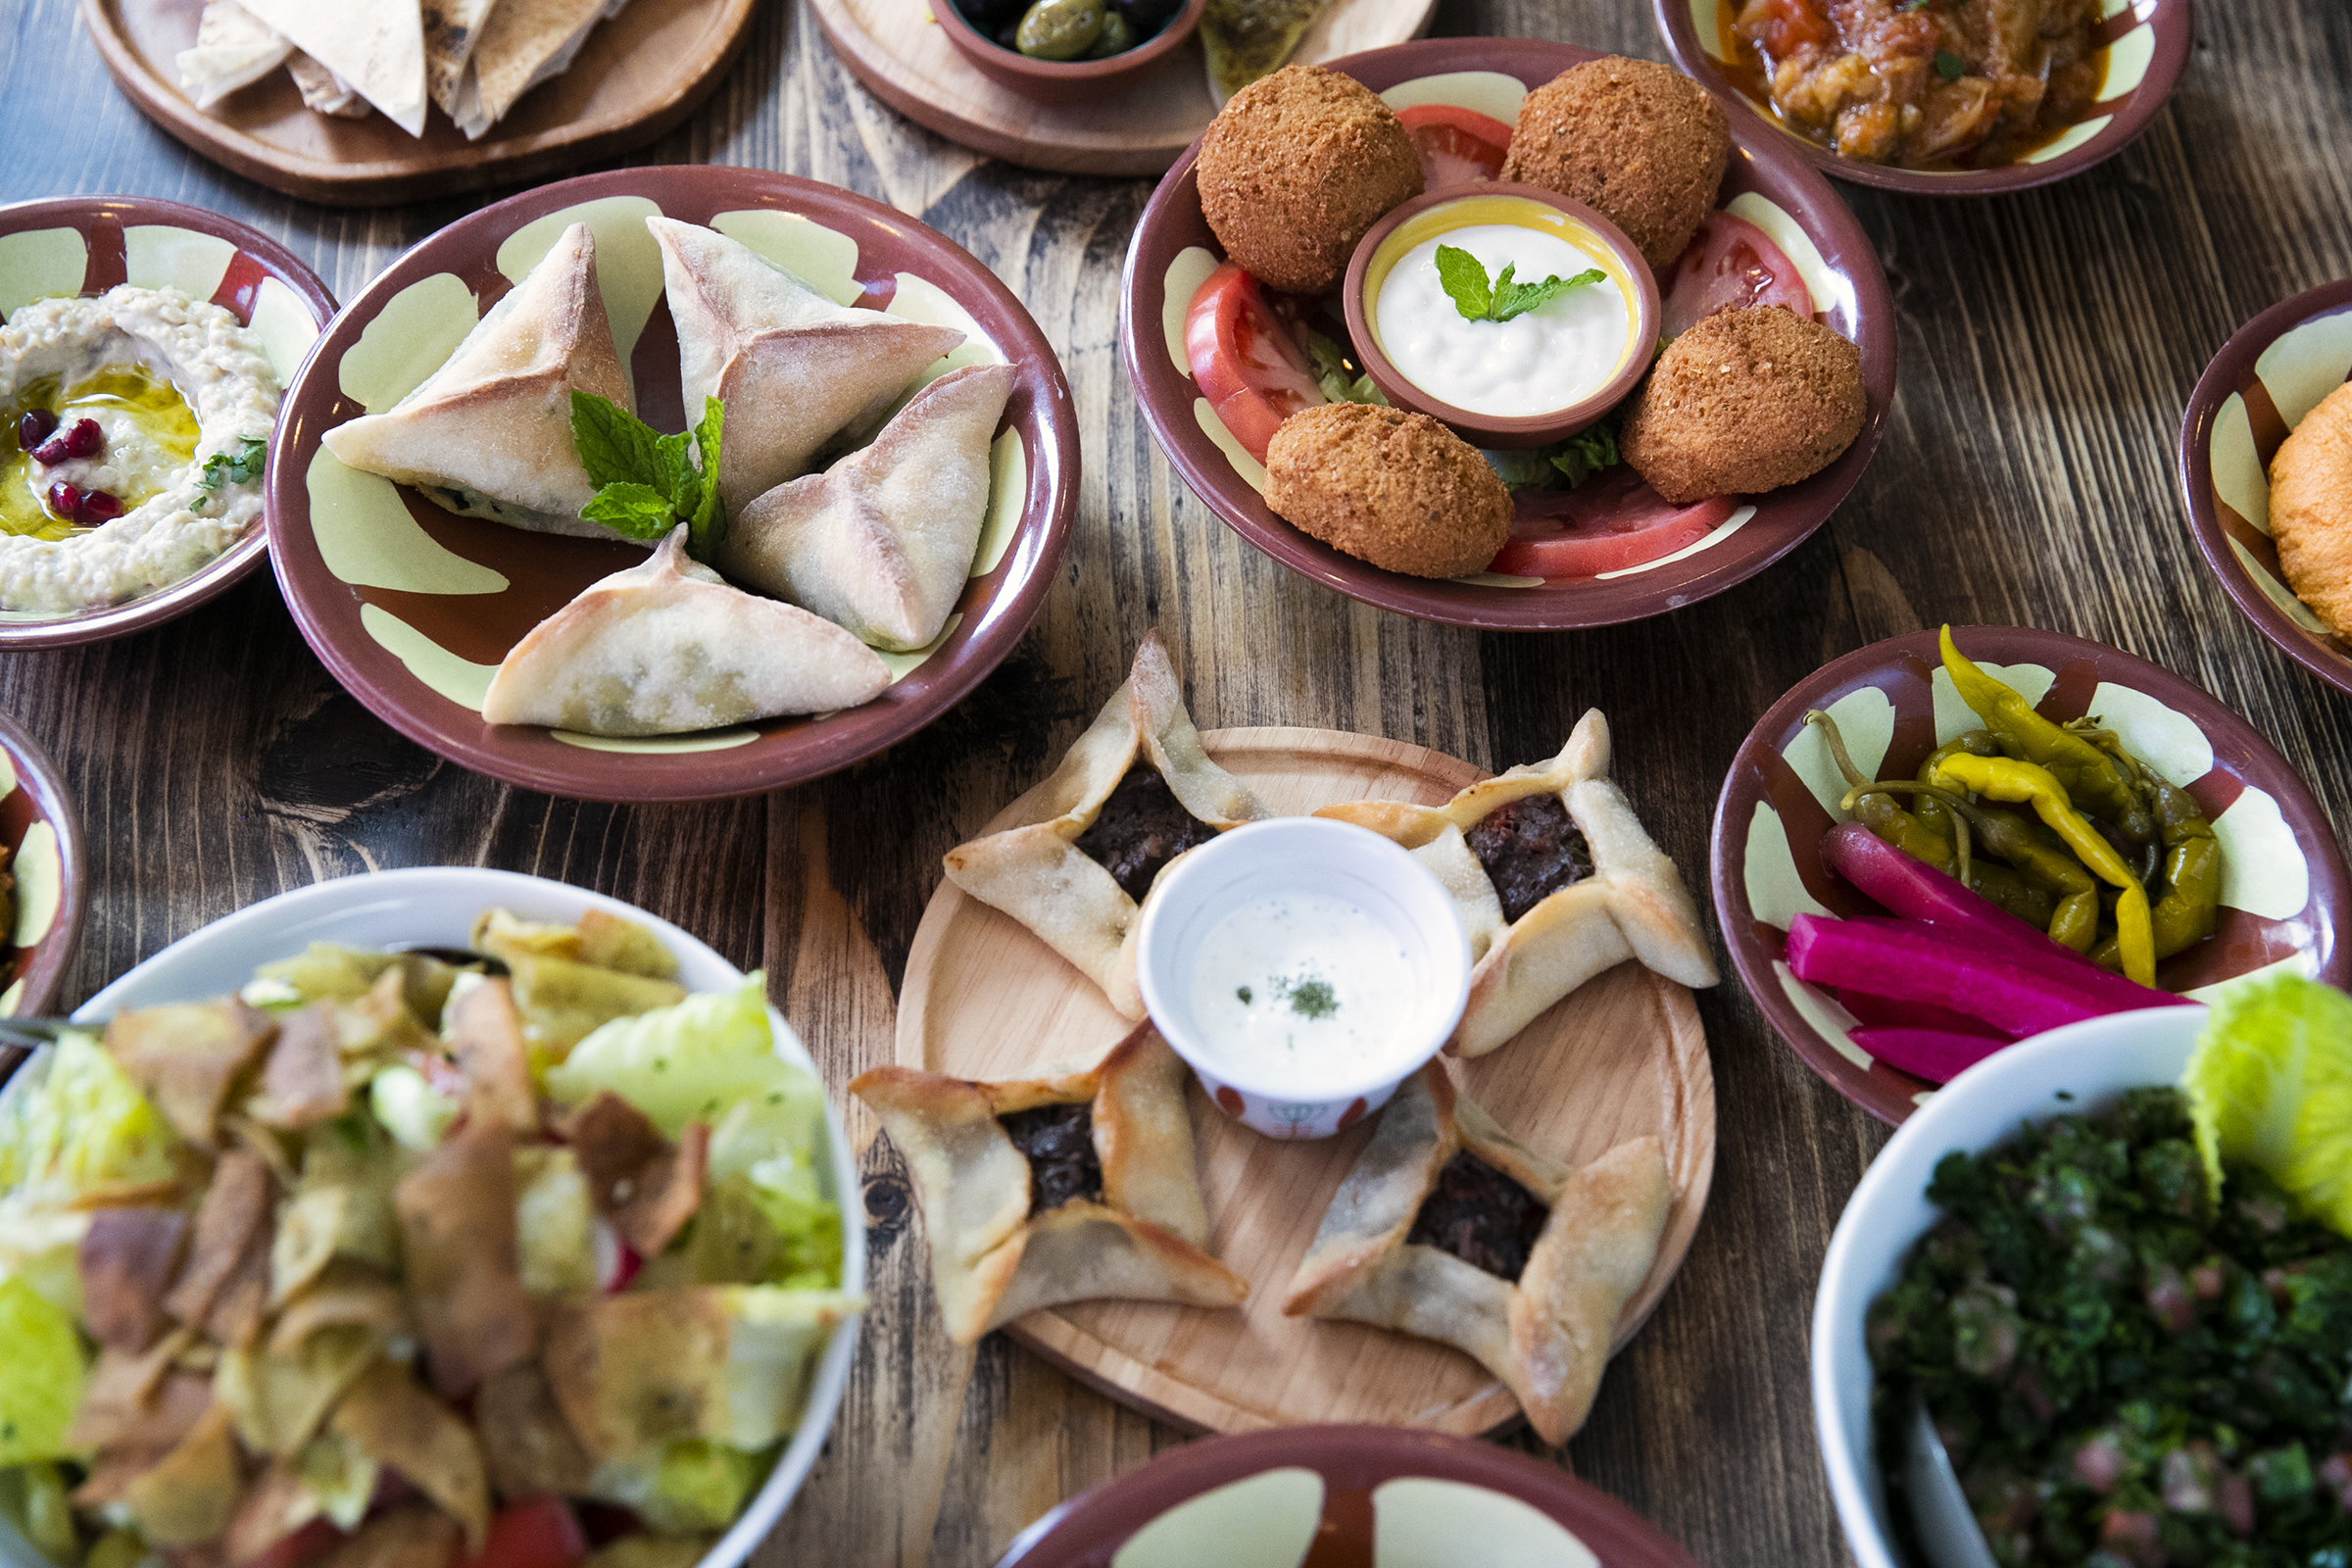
[
  {"left": 45, "top": 483, "right": 122, "bottom": 525},
  {"left": 16, "top": 409, "right": 57, "bottom": 450},
  {"left": 45, "top": 482, "right": 82, "bottom": 515},
  {"left": 32, "top": 417, "right": 101, "bottom": 466}
]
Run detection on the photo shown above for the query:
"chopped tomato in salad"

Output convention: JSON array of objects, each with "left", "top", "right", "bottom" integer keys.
[
  {"left": 1660, "top": 212, "right": 1814, "bottom": 340},
  {"left": 1488, "top": 466, "right": 1736, "bottom": 579},
  {"left": 459, "top": 1497, "right": 590, "bottom": 1568},
  {"left": 1185, "top": 262, "right": 1324, "bottom": 464},
  {"left": 1394, "top": 103, "right": 1512, "bottom": 189}
]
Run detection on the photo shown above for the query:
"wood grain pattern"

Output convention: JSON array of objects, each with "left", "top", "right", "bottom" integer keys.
[
  {"left": 894, "top": 726, "right": 1713, "bottom": 1436},
  {"left": 5, "top": 0, "right": 2352, "bottom": 1563},
  {"left": 82, "top": 0, "right": 759, "bottom": 204},
  {"left": 810, "top": 0, "right": 1437, "bottom": 175}
]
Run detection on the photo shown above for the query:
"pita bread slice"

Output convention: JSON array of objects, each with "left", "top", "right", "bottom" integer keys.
[
  {"left": 323, "top": 222, "right": 634, "bottom": 540},
  {"left": 722, "top": 363, "right": 1012, "bottom": 652},
  {"left": 239, "top": 0, "right": 427, "bottom": 135},
  {"left": 285, "top": 52, "right": 372, "bottom": 118},
  {"left": 175, "top": 0, "right": 293, "bottom": 111},
  {"left": 423, "top": 0, "right": 502, "bottom": 122},
  {"left": 647, "top": 218, "right": 966, "bottom": 516},
  {"left": 481, "top": 527, "right": 893, "bottom": 736},
  {"left": 449, "top": 0, "right": 604, "bottom": 139}
]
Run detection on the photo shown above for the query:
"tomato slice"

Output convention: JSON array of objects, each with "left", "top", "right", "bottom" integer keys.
[
  {"left": 243, "top": 1518, "right": 343, "bottom": 1568},
  {"left": 1184, "top": 262, "right": 1323, "bottom": 464},
  {"left": 1738, "top": 0, "right": 1836, "bottom": 59},
  {"left": 1395, "top": 103, "right": 1512, "bottom": 189},
  {"left": 459, "top": 1498, "right": 590, "bottom": 1568},
  {"left": 1488, "top": 466, "right": 1736, "bottom": 578},
  {"left": 1660, "top": 212, "right": 1815, "bottom": 339}
]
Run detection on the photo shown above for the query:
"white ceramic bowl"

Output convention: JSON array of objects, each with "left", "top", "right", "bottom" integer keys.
[
  {"left": 1810, "top": 1005, "right": 2210, "bottom": 1568},
  {"left": 1135, "top": 817, "right": 1472, "bottom": 1140},
  {"left": 0, "top": 866, "right": 865, "bottom": 1568}
]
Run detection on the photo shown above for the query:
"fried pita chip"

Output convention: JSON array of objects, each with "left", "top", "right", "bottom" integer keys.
[
  {"left": 216, "top": 1323, "right": 381, "bottom": 1458},
  {"left": 164, "top": 1149, "right": 275, "bottom": 1344},
  {"left": 79, "top": 1206, "right": 188, "bottom": 1351},
  {"left": 107, "top": 999, "right": 278, "bottom": 1148},
  {"left": 270, "top": 1262, "right": 411, "bottom": 1351},
  {"left": 317, "top": 1506, "right": 463, "bottom": 1568},
  {"left": 120, "top": 1402, "right": 243, "bottom": 1547},
  {"left": 474, "top": 1361, "right": 595, "bottom": 1500},
  {"left": 447, "top": 979, "right": 538, "bottom": 1135},
  {"left": 255, "top": 1004, "right": 351, "bottom": 1131},
  {"left": 330, "top": 1360, "right": 490, "bottom": 1550},
  {"left": 67, "top": 1338, "right": 207, "bottom": 1455},
  {"left": 394, "top": 1120, "right": 535, "bottom": 1397},
  {"left": 450, "top": 0, "right": 605, "bottom": 139},
  {"left": 560, "top": 1090, "right": 709, "bottom": 1257},
  {"left": 541, "top": 1288, "right": 730, "bottom": 1459}
]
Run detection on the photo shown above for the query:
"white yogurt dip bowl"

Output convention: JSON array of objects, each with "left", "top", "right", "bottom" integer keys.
[
  {"left": 1343, "top": 185, "right": 1660, "bottom": 450},
  {"left": 1136, "top": 816, "right": 1472, "bottom": 1139}
]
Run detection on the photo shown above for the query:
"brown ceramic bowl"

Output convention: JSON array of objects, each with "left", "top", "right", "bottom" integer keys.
[
  {"left": 2180, "top": 278, "right": 2352, "bottom": 700},
  {"left": 1654, "top": 0, "right": 2194, "bottom": 196},
  {"left": 0, "top": 710, "right": 85, "bottom": 1048},
  {"left": 995, "top": 1425, "right": 1696, "bottom": 1568},
  {"left": 932, "top": 0, "right": 1207, "bottom": 104},
  {"left": 267, "top": 167, "right": 1077, "bottom": 804},
  {"left": 1342, "top": 184, "right": 1659, "bottom": 450},
  {"left": 1120, "top": 36, "right": 1892, "bottom": 631},
  {"left": 0, "top": 196, "right": 335, "bottom": 650},
  {"left": 1708, "top": 625, "right": 2352, "bottom": 1127}
]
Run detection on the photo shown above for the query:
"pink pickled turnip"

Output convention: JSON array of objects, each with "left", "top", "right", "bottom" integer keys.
[
  {"left": 1785, "top": 914, "right": 2167, "bottom": 1038},
  {"left": 1835, "top": 915, "right": 2186, "bottom": 1014},
  {"left": 1820, "top": 822, "right": 2101, "bottom": 967},
  {"left": 1848, "top": 1026, "right": 2011, "bottom": 1084}
]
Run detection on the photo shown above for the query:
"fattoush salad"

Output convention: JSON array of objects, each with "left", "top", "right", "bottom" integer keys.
[{"left": 0, "top": 907, "right": 857, "bottom": 1568}]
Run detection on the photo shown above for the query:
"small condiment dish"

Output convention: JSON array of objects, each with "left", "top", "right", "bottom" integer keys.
[
  {"left": 931, "top": 0, "right": 1207, "bottom": 104},
  {"left": 1812, "top": 1005, "right": 2204, "bottom": 1568},
  {"left": 1135, "top": 816, "right": 1471, "bottom": 1140},
  {"left": 1342, "top": 184, "right": 1659, "bottom": 451}
]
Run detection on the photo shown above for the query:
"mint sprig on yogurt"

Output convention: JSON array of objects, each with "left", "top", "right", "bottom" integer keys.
[{"left": 1434, "top": 244, "right": 1606, "bottom": 325}]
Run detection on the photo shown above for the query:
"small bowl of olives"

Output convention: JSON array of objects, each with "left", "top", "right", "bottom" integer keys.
[{"left": 933, "top": 0, "right": 1205, "bottom": 101}]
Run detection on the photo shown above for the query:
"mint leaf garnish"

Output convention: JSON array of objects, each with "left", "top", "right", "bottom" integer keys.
[
  {"left": 568, "top": 391, "right": 728, "bottom": 562},
  {"left": 1434, "top": 244, "right": 1494, "bottom": 320},
  {"left": 1933, "top": 48, "right": 1964, "bottom": 82},
  {"left": 1435, "top": 247, "right": 1606, "bottom": 324},
  {"left": 199, "top": 435, "right": 269, "bottom": 490}
]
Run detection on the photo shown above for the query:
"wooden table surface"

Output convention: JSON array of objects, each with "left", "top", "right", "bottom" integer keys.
[{"left": 6, "top": 0, "right": 2351, "bottom": 1562}]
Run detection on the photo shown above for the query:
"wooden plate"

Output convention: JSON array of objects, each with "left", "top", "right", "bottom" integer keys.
[
  {"left": 1118, "top": 37, "right": 1895, "bottom": 631},
  {"left": 0, "top": 709, "right": 84, "bottom": 1043},
  {"left": 808, "top": 0, "right": 1436, "bottom": 176},
  {"left": 81, "top": 0, "right": 757, "bottom": 207},
  {"left": 1708, "top": 625, "right": 2352, "bottom": 1127},
  {"left": 897, "top": 725, "right": 1715, "bottom": 1436}
]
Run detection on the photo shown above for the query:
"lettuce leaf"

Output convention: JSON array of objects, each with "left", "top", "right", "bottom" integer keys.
[
  {"left": 707, "top": 1102, "right": 839, "bottom": 1289},
  {"left": 545, "top": 975, "right": 821, "bottom": 1143},
  {"left": 586, "top": 1441, "right": 764, "bottom": 1535},
  {"left": 0, "top": 1030, "right": 178, "bottom": 1200},
  {"left": 0, "top": 1276, "right": 85, "bottom": 1464},
  {"left": 2180, "top": 970, "right": 2352, "bottom": 1233}
]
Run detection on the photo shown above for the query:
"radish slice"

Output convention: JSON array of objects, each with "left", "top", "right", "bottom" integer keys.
[{"left": 1850, "top": 1026, "right": 2013, "bottom": 1085}]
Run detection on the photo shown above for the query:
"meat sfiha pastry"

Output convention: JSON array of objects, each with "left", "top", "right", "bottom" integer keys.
[
  {"left": 1315, "top": 709, "right": 1716, "bottom": 1057},
  {"left": 1282, "top": 1065, "right": 1669, "bottom": 1446},
  {"left": 850, "top": 1025, "right": 1249, "bottom": 1344},
  {"left": 2270, "top": 379, "right": 2352, "bottom": 641},
  {"left": 943, "top": 630, "right": 1272, "bottom": 1017}
]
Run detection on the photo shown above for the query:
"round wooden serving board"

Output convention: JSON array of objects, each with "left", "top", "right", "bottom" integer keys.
[
  {"left": 81, "top": 0, "right": 757, "bottom": 206},
  {"left": 896, "top": 725, "right": 1715, "bottom": 1436},
  {"left": 809, "top": 0, "right": 1437, "bottom": 176}
]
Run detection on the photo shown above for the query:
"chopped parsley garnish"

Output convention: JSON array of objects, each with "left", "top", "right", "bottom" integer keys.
[
  {"left": 1236, "top": 986, "right": 1253, "bottom": 1004},
  {"left": 1434, "top": 246, "right": 1606, "bottom": 325},
  {"left": 198, "top": 435, "right": 269, "bottom": 490},
  {"left": 1933, "top": 48, "right": 1965, "bottom": 83},
  {"left": 569, "top": 391, "right": 727, "bottom": 561}
]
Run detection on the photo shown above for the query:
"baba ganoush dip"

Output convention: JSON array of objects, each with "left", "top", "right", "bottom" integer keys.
[{"left": 0, "top": 284, "right": 279, "bottom": 613}]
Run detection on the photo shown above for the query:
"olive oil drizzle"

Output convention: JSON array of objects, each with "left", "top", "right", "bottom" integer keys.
[{"left": 1, "top": 368, "right": 200, "bottom": 539}]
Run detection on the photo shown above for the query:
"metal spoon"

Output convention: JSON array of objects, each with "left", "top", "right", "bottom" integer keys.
[{"left": 1905, "top": 1395, "right": 1999, "bottom": 1568}]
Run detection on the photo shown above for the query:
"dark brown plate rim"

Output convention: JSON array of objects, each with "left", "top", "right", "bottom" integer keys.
[
  {"left": 1652, "top": 0, "right": 2195, "bottom": 196},
  {"left": 0, "top": 196, "right": 338, "bottom": 651},
  {"left": 1117, "top": 35, "right": 1895, "bottom": 631},
  {"left": 994, "top": 1425, "right": 1697, "bottom": 1568},
  {"left": 0, "top": 708, "right": 86, "bottom": 1029},
  {"left": 1707, "top": 624, "right": 2352, "bottom": 1126},
  {"left": 2179, "top": 277, "right": 2352, "bottom": 700},
  {"left": 931, "top": 0, "right": 1207, "bottom": 93},
  {"left": 267, "top": 166, "right": 1078, "bottom": 805}
]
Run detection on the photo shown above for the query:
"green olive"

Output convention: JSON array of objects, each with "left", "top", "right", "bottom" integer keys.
[
  {"left": 1014, "top": 0, "right": 1103, "bottom": 60},
  {"left": 1084, "top": 10, "right": 1136, "bottom": 56}
]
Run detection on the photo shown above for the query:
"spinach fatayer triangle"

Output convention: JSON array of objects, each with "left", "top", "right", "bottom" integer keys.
[
  {"left": 645, "top": 217, "right": 965, "bottom": 515},
  {"left": 323, "top": 222, "right": 637, "bottom": 541},
  {"left": 720, "top": 362, "right": 1014, "bottom": 652}
]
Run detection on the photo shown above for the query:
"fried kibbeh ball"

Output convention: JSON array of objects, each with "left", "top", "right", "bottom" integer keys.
[
  {"left": 1621, "top": 306, "right": 1865, "bottom": 504},
  {"left": 1500, "top": 57, "right": 1730, "bottom": 269},
  {"left": 2270, "top": 380, "right": 2352, "bottom": 639},
  {"left": 1198, "top": 65, "right": 1425, "bottom": 295},
  {"left": 1265, "top": 403, "right": 1513, "bottom": 579}
]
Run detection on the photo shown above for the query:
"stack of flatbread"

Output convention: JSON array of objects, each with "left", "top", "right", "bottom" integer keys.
[
  {"left": 322, "top": 219, "right": 1018, "bottom": 740},
  {"left": 174, "top": 0, "right": 631, "bottom": 139}
]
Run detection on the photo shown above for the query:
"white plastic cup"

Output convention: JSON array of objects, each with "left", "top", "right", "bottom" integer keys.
[{"left": 1135, "top": 816, "right": 1472, "bottom": 1140}]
